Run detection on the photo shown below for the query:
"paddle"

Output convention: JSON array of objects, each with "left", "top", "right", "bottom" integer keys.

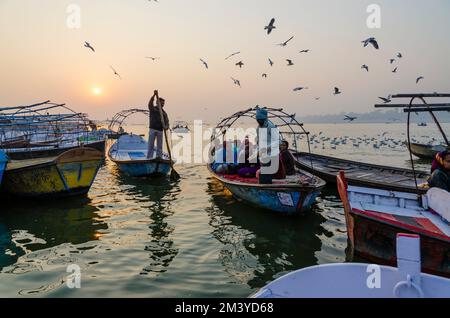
[{"left": 154, "top": 91, "right": 180, "bottom": 181}]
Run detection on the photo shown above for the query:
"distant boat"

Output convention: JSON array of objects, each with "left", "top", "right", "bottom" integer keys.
[
  {"left": 409, "top": 142, "right": 449, "bottom": 160},
  {"left": 253, "top": 234, "right": 450, "bottom": 298},
  {"left": 1, "top": 147, "right": 104, "bottom": 198},
  {"left": 108, "top": 134, "right": 173, "bottom": 178},
  {"left": 0, "top": 150, "right": 7, "bottom": 185},
  {"left": 418, "top": 122, "right": 427, "bottom": 127}
]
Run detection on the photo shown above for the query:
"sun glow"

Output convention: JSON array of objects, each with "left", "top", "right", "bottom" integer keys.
[{"left": 92, "top": 87, "right": 103, "bottom": 96}]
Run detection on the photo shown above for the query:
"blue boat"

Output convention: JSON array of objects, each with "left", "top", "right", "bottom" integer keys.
[
  {"left": 108, "top": 134, "right": 173, "bottom": 178},
  {"left": 0, "top": 150, "right": 7, "bottom": 185},
  {"left": 208, "top": 164, "right": 325, "bottom": 215}
]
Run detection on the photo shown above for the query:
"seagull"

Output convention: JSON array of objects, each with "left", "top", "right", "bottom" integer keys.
[
  {"left": 84, "top": 41, "right": 95, "bottom": 52},
  {"left": 362, "top": 37, "right": 379, "bottom": 49},
  {"left": 231, "top": 77, "right": 241, "bottom": 87},
  {"left": 361, "top": 64, "right": 369, "bottom": 72},
  {"left": 299, "top": 49, "right": 310, "bottom": 53},
  {"left": 397, "top": 52, "right": 403, "bottom": 58},
  {"left": 416, "top": 76, "right": 424, "bottom": 84},
  {"left": 268, "top": 58, "right": 274, "bottom": 66},
  {"left": 344, "top": 115, "right": 357, "bottom": 122},
  {"left": 277, "top": 36, "right": 294, "bottom": 47},
  {"left": 262, "top": 73, "right": 267, "bottom": 78},
  {"left": 334, "top": 87, "right": 342, "bottom": 95},
  {"left": 264, "top": 18, "right": 276, "bottom": 35},
  {"left": 286, "top": 59, "right": 294, "bottom": 66},
  {"left": 392, "top": 67, "right": 398, "bottom": 73},
  {"left": 110, "top": 66, "right": 121, "bottom": 79},
  {"left": 293, "top": 87, "right": 308, "bottom": 92},
  {"left": 378, "top": 95, "right": 392, "bottom": 103},
  {"left": 389, "top": 59, "right": 395, "bottom": 64},
  {"left": 235, "top": 61, "right": 244, "bottom": 68},
  {"left": 225, "top": 51, "right": 240, "bottom": 60},
  {"left": 315, "top": 97, "right": 321, "bottom": 100},
  {"left": 145, "top": 57, "right": 160, "bottom": 61},
  {"left": 200, "top": 58, "right": 208, "bottom": 69}
]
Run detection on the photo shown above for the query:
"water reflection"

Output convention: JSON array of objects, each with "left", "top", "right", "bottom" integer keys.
[
  {"left": 206, "top": 178, "right": 332, "bottom": 288},
  {"left": 113, "top": 170, "right": 181, "bottom": 276}
]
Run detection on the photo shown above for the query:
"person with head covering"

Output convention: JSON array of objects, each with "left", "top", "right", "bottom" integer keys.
[
  {"left": 279, "top": 140, "right": 296, "bottom": 176},
  {"left": 428, "top": 150, "right": 450, "bottom": 192}
]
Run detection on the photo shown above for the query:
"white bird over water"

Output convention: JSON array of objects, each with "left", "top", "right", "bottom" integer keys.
[
  {"left": 200, "top": 58, "right": 208, "bottom": 69},
  {"left": 389, "top": 59, "right": 395, "bottom": 64},
  {"left": 145, "top": 57, "right": 160, "bottom": 61},
  {"left": 397, "top": 52, "right": 403, "bottom": 58},
  {"left": 299, "top": 49, "right": 310, "bottom": 53},
  {"left": 361, "top": 64, "right": 369, "bottom": 72},
  {"left": 277, "top": 36, "right": 294, "bottom": 47},
  {"left": 293, "top": 87, "right": 308, "bottom": 92},
  {"left": 225, "top": 51, "right": 240, "bottom": 60},
  {"left": 286, "top": 59, "right": 294, "bottom": 66},
  {"left": 392, "top": 67, "right": 398, "bottom": 73},
  {"left": 362, "top": 37, "right": 379, "bottom": 49},
  {"left": 378, "top": 95, "right": 392, "bottom": 103},
  {"left": 262, "top": 73, "right": 268, "bottom": 78},
  {"left": 416, "top": 76, "right": 424, "bottom": 84},
  {"left": 264, "top": 18, "right": 276, "bottom": 35},
  {"left": 84, "top": 41, "right": 95, "bottom": 52},
  {"left": 235, "top": 61, "right": 244, "bottom": 68},
  {"left": 110, "top": 66, "right": 122, "bottom": 79},
  {"left": 268, "top": 58, "right": 274, "bottom": 66},
  {"left": 334, "top": 87, "right": 342, "bottom": 95},
  {"left": 231, "top": 77, "right": 241, "bottom": 87}
]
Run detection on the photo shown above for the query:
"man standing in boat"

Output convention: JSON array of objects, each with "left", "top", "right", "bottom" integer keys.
[{"left": 147, "top": 90, "right": 170, "bottom": 159}]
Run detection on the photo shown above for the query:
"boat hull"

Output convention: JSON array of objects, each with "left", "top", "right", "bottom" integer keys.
[
  {"left": 0, "top": 150, "right": 7, "bottom": 185},
  {"left": 115, "top": 160, "right": 171, "bottom": 178},
  {"left": 1, "top": 147, "right": 103, "bottom": 198},
  {"left": 409, "top": 142, "right": 448, "bottom": 160}
]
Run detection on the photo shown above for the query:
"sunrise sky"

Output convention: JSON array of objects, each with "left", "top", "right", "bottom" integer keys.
[{"left": 1, "top": 0, "right": 450, "bottom": 122}]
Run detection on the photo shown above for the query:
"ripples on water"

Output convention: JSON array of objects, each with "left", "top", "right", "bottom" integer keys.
[{"left": 0, "top": 123, "right": 443, "bottom": 297}]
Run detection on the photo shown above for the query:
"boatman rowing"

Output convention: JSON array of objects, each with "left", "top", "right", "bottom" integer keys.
[{"left": 147, "top": 90, "right": 170, "bottom": 159}]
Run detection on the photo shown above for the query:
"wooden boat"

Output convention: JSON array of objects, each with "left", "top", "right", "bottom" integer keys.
[
  {"left": 337, "top": 170, "right": 450, "bottom": 278},
  {"left": 108, "top": 134, "right": 173, "bottom": 178},
  {"left": 5, "top": 139, "right": 106, "bottom": 160},
  {"left": 253, "top": 234, "right": 450, "bottom": 298},
  {"left": 293, "top": 151, "right": 429, "bottom": 194},
  {"left": 1, "top": 147, "right": 103, "bottom": 198},
  {"left": 0, "top": 150, "right": 7, "bottom": 185},
  {"left": 409, "top": 142, "right": 448, "bottom": 160},
  {"left": 208, "top": 165, "right": 325, "bottom": 214}
]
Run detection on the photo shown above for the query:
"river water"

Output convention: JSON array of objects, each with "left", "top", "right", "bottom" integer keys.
[{"left": 0, "top": 123, "right": 447, "bottom": 297}]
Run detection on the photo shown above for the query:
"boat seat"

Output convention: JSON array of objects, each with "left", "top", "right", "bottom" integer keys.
[{"left": 427, "top": 187, "right": 450, "bottom": 224}]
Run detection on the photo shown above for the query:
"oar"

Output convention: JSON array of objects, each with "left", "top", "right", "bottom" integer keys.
[{"left": 155, "top": 91, "right": 180, "bottom": 181}]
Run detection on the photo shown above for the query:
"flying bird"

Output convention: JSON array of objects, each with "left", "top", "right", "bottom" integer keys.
[
  {"left": 235, "top": 61, "right": 244, "bottom": 68},
  {"left": 416, "top": 76, "right": 424, "bottom": 84},
  {"left": 344, "top": 115, "right": 357, "bottom": 122},
  {"left": 286, "top": 59, "right": 294, "bottom": 66},
  {"left": 362, "top": 37, "right": 379, "bottom": 49},
  {"left": 397, "top": 52, "right": 403, "bottom": 58},
  {"left": 145, "top": 57, "right": 160, "bottom": 61},
  {"left": 392, "top": 67, "right": 398, "bottom": 73},
  {"left": 378, "top": 95, "right": 392, "bottom": 103},
  {"left": 299, "top": 49, "right": 310, "bottom": 53},
  {"left": 264, "top": 18, "right": 276, "bottom": 35},
  {"left": 84, "top": 41, "right": 95, "bottom": 52},
  {"left": 334, "top": 87, "right": 342, "bottom": 95},
  {"left": 293, "top": 87, "right": 308, "bottom": 92},
  {"left": 315, "top": 97, "right": 321, "bottom": 100},
  {"left": 277, "top": 36, "right": 294, "bottom": 47},
  {"left": 262, "top": 73, "right": 267, "bottom": 78},
  {"left": 200, "top": 58, "right": 208, "bottom": 69},
  {"left": 225, "top": 51, "right": 240, "bottom": 60},
  {"left": 389, "top": 59, "right": 395, "bottom": 64},
  {"left": 110, "top": 66, "right": 121, "bottom": 79},
  {"left": 361, "top": 64, "right": 369, "bottom": 72},
  {"left": 231, "top": 77, "right": 241, "bottom": 87},
  {"left": 268, "top": 58, "right": 274, "bottom": 66}
]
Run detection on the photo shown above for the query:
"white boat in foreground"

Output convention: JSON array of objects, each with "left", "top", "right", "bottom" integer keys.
[{"left": 252, "top": 234, "right": 450, "bottom": 298}]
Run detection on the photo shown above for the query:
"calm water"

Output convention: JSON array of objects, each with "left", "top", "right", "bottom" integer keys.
[{"left": 0, "top": 123, "right": 447, "bottom": 297}]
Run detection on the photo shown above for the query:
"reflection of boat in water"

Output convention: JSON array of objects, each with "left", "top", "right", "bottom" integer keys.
[
  {"left": 108, "top": 134, "right": 173, "bottom": 178},
  {"left": 253, "top": 234, "right": 450, "bottom": 298},
  {"left": 1, "top": 147, "right": 103, "bottom": 198},
  {"left": 409, "top": 142, "right": 449, "bottom": 160},
  {"left": 206, "top": 179, "right": 331, "bottom": 288}
]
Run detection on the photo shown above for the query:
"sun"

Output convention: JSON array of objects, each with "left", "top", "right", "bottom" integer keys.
[{"left": 92, "top": 87, "right": 103, "bottom": 96}]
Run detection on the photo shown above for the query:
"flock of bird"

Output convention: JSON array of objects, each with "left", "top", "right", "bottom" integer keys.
[{"left": 83, "top": 15, "right": 427, "bottom": 122}]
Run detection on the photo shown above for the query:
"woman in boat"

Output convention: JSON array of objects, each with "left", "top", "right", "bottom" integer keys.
[
  {"left": 279, "top": 140, "right": 296, "bottom": 176},
  {"left": 147, "top": 90, "right": 170, "bottom": 159},
  {"left": 428, "top": 150, "right": 450, "bottom": 192}
]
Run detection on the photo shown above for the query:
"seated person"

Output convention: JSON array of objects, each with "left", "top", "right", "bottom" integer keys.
[
  {"left": 428, "top": 150, "right": 450, "bottom": 192},
  {"left": 279, "top": 140, "right": 296, "bottom": 176},
  {"left": 237, "top": 136, "right": 260, "bottom": 178},
  {"left": 212, "top": 140, "right": 239, "bottom": 175}
]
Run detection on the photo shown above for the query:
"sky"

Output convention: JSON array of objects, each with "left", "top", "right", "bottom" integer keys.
[{"left": 1, "top": 0, "right": 450, "bottom": 123}]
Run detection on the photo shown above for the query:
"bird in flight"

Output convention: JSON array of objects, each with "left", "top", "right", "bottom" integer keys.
[
  {"left": 231, "top": 77, "right": 241, "bottom": 87},
  {"left": 264, "top": 18, "right": 276, "bottom": 35},
  {"left": 378, "top": 95, "right": 392, "bottom": 103},
  {"left": 416, "top": 76, "right": 424, "bottom": 84},
  {"left": 334, "top": 87, "right": 342, "bottom": 95},
  {"left": 277, "top": 36, "right": 294, "bottom": 47},
  {"left": 84, "top": 41, "right": 95, "bottom": 52},
  {"left": 268, "top": 58, "right": 274, "bottom": 66},
  {"left": 315, "top": 97, "right": 321, "bottom": 100},
  {"left": 392, "top": 67, "right": 398, "bottom": 73},
  {"left": 361, "top": 64, "right": 369, "bottom": 72},
  {"left": 286, "top": 59, "right": 294, "bottom": 66},
  {"left": 344, "top": 115, "right": 357, "bottom": 122},
  {"left": 262, "top": 73, "right": 268, "bottom": 78},
  {"left": 145, "top": 57, "right": 160, "bottom": 61},
  {"left": 299, "top": 49, "right": 310, "bottom": 53},
  {"left": 225, "top": 51, "right": 240, "bottom": 60},
  {"left": 397, "top": 52, "right": 403, "bottom": 58},
  {"left": 200, "top": 58, "right": 208, "bottom": 69},
  {"left": 389, "top": 59, "right": 395, "bottom": 64},
  {"left": 235, "top": 61, "right": 244, "bottom": 68},
  {"left": 362, "top": 37, "right": 379, "bottom": 49},
  {"left": 110, "top": 66, "right": 122, "bottom": 79},
  {"left": 293, "top": 87, "right": 308, "bottom": 92}
]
